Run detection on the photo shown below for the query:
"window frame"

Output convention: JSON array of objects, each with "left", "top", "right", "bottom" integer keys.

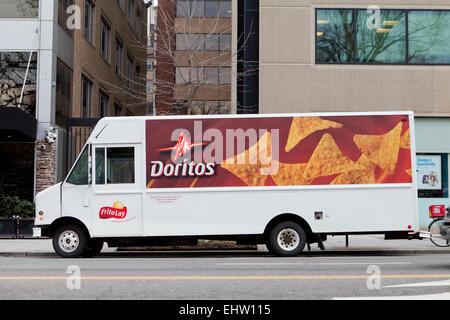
[
  {"left": 93, "top": 146, "right": 136, "bottom": 185},
  {"left": 81, "top": 74, "right": 93, "bottom": 117},
  {"left": 115, "top": 36, "right": 124, "bottom": 76},
  {"left": 100, "top": 16, "right": 111, "bottom": 63},
  {"left": 83, "top": 0, "right": 95, "bottom": 45},
  {"left": 315, "top": 8, "right": 450, "bottom": 66}
]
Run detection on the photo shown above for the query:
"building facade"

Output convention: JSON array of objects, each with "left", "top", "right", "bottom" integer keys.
[
  {"left": 64, "top": 0, "right": 148, "bottom": 173},
  {"left": 0, "top": 0, "right": 73, "bottom": 200},
  {"left": 254, "top": 0, "right": 450, "bottom": 227},
  {"left": 155, "top": 0, "right": 232, "bottom": 115},
  {"left": 0, "top": 0, "right": 147, "bottom": 202}
]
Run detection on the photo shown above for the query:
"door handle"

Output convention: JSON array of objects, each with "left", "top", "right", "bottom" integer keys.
[{"left": 82, "top": 192, "right": 89, "bottom": 207}]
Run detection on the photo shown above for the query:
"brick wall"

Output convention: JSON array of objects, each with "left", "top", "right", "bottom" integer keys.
[{"left": 35, "top": 140, "right": 56, "bottom": 194}]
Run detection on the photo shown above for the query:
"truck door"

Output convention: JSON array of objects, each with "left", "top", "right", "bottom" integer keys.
[
  {"left": 62, "top": 144, "right": 93, "bottom": 231},
  {"left": 91, "top": 144, "right": 143, "bottom": 237}
]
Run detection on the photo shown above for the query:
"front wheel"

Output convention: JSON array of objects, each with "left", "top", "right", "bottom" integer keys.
[
  {"left": 428, "top": 219, "right": 450, "bottom": 247},
  {"left": 267, "top": 221, "right": 307, "bottom": 257},
  {"left": 52, "top": 224, "right": 89, "bottom": 258}
]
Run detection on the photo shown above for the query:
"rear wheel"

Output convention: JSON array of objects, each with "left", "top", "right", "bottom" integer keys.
[
  {"left": 52, "top": 224, "right": 88, "bottom": 258},
  {"left": 267, "top": 221, "right": 307, "bottom": 256}
]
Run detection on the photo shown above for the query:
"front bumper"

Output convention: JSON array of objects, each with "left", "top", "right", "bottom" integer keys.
[{"left": 32, "top": 227, "right": 41, "bottom": 238}]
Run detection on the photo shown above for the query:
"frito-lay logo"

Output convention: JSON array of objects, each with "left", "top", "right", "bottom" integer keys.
[{"left": 99, "top": 201, "right": 127, "bottom": 219}]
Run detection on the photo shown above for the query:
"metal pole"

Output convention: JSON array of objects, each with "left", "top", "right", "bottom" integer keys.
[{"left": 18, "top": 50, "right": 34, "bottom": 110}]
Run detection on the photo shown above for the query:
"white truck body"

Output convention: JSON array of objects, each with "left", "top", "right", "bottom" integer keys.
[{"left": 34, "top": 112, "right": 419, "bottom": 256}]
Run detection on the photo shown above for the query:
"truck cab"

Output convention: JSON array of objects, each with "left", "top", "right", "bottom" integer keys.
[{"left": 35, "top": 117, "right": 144, "bottom": 257}]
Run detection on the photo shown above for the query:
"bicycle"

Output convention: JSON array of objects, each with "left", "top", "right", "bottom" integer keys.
[{"left": 428, "top": 207, "right": 450, "bottom": 247}]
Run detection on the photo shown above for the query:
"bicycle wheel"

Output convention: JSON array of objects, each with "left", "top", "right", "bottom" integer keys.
[{"left": 428, "top": 219, "right": 450, "bottom": 247}]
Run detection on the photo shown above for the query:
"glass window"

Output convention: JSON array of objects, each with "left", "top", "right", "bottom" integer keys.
[
  {"left": 100, "top": 18, "right": 110, "bottom": 62},
  {"left": 95, "top": 148, "right": 105, "bottom": 185},
  {"left": 56, "top": 59, "right": 73, "bottom": 128},
  {"left": 218, "top": 1, "right": 231, "bottom": 18},
  {"left": 417, "top": 154, "right": 448, "bottom": 198},
  {"left": 219, "top": 34, "right": 231, "bottom": 50},
  {"left": 219, "top": 67, "right": 231, "bottom": 84},
  {"left": 126, "top": 54, "right": 134, "bottom": 88},
  {"left": 99, "top": 91, "right": 108, "bottom": 117},
  {"left": 114, "top": 103, "right": 122, "bottom": 116},
  {"left": 409, "top": 11, "right": 450, "bottom": 64},
  {"left": 176, "top": 67, "right": 190, "bottom": 84},
  {"left": 316, "top": 9, "right": 354, "bottom": 63},
  {"left": 107, "top": 148, "right": 135, "bottom": 184},
  {"left": 81, "top": 75, "right": 92, "bottom": 117},
  {"left": 117, "top": 0, "right": 123, "bottom": 11},
  {"left": 67, "top": 147, "right": 89, "bottom": 185},
  {"left": 115, "top": 38, "right": 123, "bottom": 75},
  {"left": 128, "top": 0, "right": 134, "bottom": 26},
  {"left": 205, "top": 34, "right": 220, "bottom": 50},
  {"left": 176, "top": 0, "right": 189, "bottom": 17},
  {"left": 205, "top": 67, "right": 219, "bottom": 84},
  {"left": 0, "top": 52, "right": 37, "bottom": 116},
  {"left": 190, "top": 0, "right": 205, "bottom": 17},
  {"left": 137, "top": 10, "right": 142, "bottom": 41},
  {"left": 58, "top": 0, "right": 74, "bottom": 36},
  {"left": 356, "top": 9, "right": 406, "bottom": 64},
  {"left": 0, "top": 0, "right": 39, "bottom": 18},
  {"left": 83, "top": 0, "right": 94, "bottom": 44}
]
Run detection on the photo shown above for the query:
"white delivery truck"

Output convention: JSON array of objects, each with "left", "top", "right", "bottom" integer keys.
[{"left": 34, "top": 112, "right": 420, "bottom": 258}]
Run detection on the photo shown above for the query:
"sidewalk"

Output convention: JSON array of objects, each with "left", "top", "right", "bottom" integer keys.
[{"left": 0, "top": 234, "right": 449, "bottom": 256}]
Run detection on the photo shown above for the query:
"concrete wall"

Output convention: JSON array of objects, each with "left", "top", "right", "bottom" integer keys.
[{"left": 259, "top": 0, "right": 450, "bottom": 116}]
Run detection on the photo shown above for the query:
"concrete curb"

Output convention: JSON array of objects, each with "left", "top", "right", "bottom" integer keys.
[{"left": 1, "top": 249, "right": 449, "bottom": 258}]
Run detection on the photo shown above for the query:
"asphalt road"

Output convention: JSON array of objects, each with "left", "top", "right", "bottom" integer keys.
[{"left": 2, "top": 251, "right": 450, "bottom": 300}]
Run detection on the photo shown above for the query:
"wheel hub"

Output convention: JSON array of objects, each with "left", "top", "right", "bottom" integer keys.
[
  {"left": 58, "top": 231, "right": 79, "bottom": 253},
  {"left": 277, "top": 228, "right": 300, "bottom": 251}
]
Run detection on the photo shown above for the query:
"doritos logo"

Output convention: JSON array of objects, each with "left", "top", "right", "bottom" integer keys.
[
  {"left": 99, "top": 201, "right": 127, "bottom": 219},
  {"left": 157, "top": 131, "right": 207, "bottom": 162}
]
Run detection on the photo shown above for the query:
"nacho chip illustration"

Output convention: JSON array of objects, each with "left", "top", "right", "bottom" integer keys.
[
  {"left": 285, "top": 117, "right": 343, "bottom": 152},
  {"left": 221, "top": 132, "right": 273, "bottom": 186},
  {"left": 303, "top": 133, "right": 355, "bottom": 180},
  {"left": 405, "top": 168, "right": 412, "bottom": 176},
  {"left": 271, "top": 162, "right": 312, "bottom": 186},
  {"left": 400, "top": 128, "right": 410, "bottom": 149},
  {"left": 331, "top": 154, "right": 375, "bottom": 185},
  {"left": 353, "top": 122, "right": 402, "bottom": 175}
]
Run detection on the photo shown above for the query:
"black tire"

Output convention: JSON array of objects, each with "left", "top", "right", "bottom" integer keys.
[
  {"left": 267, "top": 221, "right": 307, "bottom": 257},
  {"left": 52, "top": 224, "right": 89, "bottom": 258},
  {"left": 428, "top": 219, "right": 450, "bottom": 247},
  {"left": 82, "top": 240, "right": 104, "bottom": 257}
]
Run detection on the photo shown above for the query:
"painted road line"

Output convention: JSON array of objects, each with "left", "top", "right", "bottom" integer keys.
[
  {"left": 335, "top": 292, "right": 450, "bottom": 300},
  {"left": 384, "top": 279, "right": 450, "bottom": 288},
  {"left": 217, "top": 262, "right": 411, "bottom": 266},
  {"left": 1, "top": 274, "right": 450, "bottom": 281}
]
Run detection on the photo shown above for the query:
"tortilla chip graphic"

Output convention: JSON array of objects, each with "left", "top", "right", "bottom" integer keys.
[
  {"left": 331, "top": 154, "right": 376, "bottom": 185},
  {"left": 221, "top": 132, "right": 273, "bottom": 186},
  {"left": 303, "top": 133, "right": 355, "bottom": 180},
  {"left": 353, "top": 122, "right": 402, "bottom": 175},
  {"left": 285, "top": 117, "right": 343, "bottom": 152},
  {"left": 271, "top": 162, "right": 312, "bottom": 186},
  {"left": 400, "top": 128, "right": 410, "bottom": 149},
  {"left": 405, "top": 168, "right": 412, "bottom": 176}
]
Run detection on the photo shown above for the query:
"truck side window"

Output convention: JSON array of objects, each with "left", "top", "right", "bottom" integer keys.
[
  {"left": 107, "top": 147, "right": 135, "bottom": 184},
  {"left": 66, "top": 147, "right": 89, "bottom": 185},
  {"left": 95, "top": 148, "right": 105, "bottom": 184}
]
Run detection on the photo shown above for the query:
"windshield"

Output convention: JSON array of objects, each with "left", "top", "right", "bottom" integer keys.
[{"left": 66, "top": 146, "right": 89, "bottom": 185}]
